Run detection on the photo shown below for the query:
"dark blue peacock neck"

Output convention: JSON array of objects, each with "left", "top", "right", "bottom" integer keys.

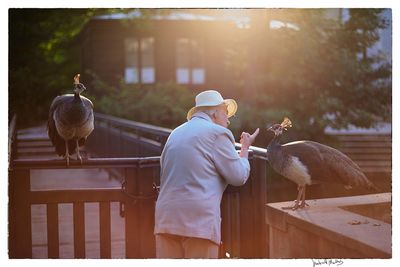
[
  {"left": 267, "top": 133, "right": 282, "bottom": 150},
  {"left": 73, "top": 92, "right": 81, "bottom": 102},
  {"left": 73, "top": 83, "right": 83, "bottom": 102}
]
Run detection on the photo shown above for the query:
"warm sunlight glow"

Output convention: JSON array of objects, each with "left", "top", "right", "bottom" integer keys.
[
  {"left": 217, "top": 9, "right": 250, "bottom": 28},
  {"left": 270, "top": 19, "right": 300, "bottom": 30}
]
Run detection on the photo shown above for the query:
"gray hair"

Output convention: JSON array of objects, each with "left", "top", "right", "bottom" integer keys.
[{"left": 197, "top": 106, "right": 218, "bottom": 117}]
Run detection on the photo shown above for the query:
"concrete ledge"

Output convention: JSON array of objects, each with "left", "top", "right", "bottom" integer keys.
[{"left": 265, "top": 193, "right": 391, "bottom": 258}]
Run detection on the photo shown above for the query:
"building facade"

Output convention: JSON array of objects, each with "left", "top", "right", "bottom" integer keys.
[{"left": 79, "top": 12, "right": 242, "bottom": 94}]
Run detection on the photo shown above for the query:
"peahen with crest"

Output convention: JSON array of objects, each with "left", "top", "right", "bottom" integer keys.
[
  {"left": 48, "top": 74, "right": 94, "bottom": 166},
  {"left": 266, "top": 117, "right": 378, "bottom": 210}
]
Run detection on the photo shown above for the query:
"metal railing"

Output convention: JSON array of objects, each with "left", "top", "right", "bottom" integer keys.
[
  {"left": 89, "top": 112, "right": 267, "bottom": 158},
  {"left": 88, "top": 113, "right": 172, "bottom": 158}
]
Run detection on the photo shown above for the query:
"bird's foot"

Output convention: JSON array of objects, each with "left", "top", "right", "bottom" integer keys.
[
  {"left": 77, "top": 155, "right": 83, "bottom": 164},
  {"left": 282, "top": 205, "right": 300, "bottom": 211},
  {"left": 281, "top": 200, "right": 308, "bottom": 211},
  {"left": 63, "top": 155, "right": 75, "bottom": 167},
  {"left": 282, "top": 201, "right": 300, "bottom": 210},
  {"left": 299, "top": 201, "right": 309, "bottom": 208}
]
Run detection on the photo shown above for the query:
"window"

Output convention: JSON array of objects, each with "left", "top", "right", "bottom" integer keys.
[
  {"left": 176, "top": 38, "right": 205, "bottom": 85},
  {"left": 124, "top": 37, "right": 155, "bottom": 84}
]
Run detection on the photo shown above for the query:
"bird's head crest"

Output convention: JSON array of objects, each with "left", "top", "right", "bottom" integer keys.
[
  {"left": 73, "top": 74, "right": 86, "bottom": 94},
  {"left": 267, "top": 117, "right": 292, "bottom": 136},
  {"left": 74, "top": 74, "right": 80, "bottom": 85},
  {"left": 280, "top": 117, "right": 292, "bottom": 130}
]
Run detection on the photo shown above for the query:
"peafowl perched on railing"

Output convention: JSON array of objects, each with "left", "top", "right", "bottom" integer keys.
[{"left": 47, "top": 74, "right": 94, "bottom": 166}]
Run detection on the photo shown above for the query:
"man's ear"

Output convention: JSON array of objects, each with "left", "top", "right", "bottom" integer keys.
[
  {"left": 209, "top": 112, "right": 217, "bottom": 123},
  {"left": 213, "top": 111, "right": 220, "bottom": 121}
]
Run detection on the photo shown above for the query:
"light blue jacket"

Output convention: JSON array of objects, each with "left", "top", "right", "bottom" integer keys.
[{"left": 154, "top": 112, "right": 250, "bottom": 244}]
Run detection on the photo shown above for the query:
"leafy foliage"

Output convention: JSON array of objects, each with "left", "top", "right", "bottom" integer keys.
[
  {"left": 9, "top": 9, "right": 391, "bottom": 147},
  {"left": 9, "top": 9, "right": 95, "bottom": 126},
  {"left": 225, "top": 9, "right": 391, "bottom": 143},
  {"left": 8, "top": 8, "right": 164, "bottom": 127},
  {"left": 85, "top": 73, "right": 195, "bottom": 129}
]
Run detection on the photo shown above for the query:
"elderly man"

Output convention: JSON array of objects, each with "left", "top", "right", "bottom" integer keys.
[{"left": 154, "top": 90, "right": 259, "bottom": 258}]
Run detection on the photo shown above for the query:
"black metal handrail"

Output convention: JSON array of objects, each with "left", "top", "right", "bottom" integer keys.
[
  {"left": 95, "top": 112, "right": 172, "bottom": 137},
  {"left": 94, "top": 112, "right": 268, "bottom": 159}
]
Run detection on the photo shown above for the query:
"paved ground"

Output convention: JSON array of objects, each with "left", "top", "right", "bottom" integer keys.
[{"left": 16, "top": 125, "right": 126, "bottom": 258}]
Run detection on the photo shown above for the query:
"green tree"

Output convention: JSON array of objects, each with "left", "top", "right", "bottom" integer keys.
[
  {"left": 85, "top": 74, "right": 194, "bottom": 129},
  {"left": 8, "top": 8, "right": 162, "bottom": 127},
  {"left": 9, "top": 9, "right": 93, "bottom": 126},
  {"left": 226, "top": 9, "right": 391, "bottom": 144},
  {"left": 9, "top": 8, "right": 391, "bottom": 145}
]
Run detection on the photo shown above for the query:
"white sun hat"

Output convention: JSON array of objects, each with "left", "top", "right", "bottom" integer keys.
[{"left": 187, "top": 90, "right": 237, "bottom": 120}]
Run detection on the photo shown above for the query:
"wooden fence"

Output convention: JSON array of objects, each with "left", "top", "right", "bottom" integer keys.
[{"left": 9, "top": 157, "right": 160, "bottom": 258}]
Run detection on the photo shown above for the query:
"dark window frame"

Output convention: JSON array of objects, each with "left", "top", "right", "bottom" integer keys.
[
  {"left": 175, "top": 37, "right": 206, "bottom": 85},
  {"left": 124, "top": 37, "right": 155, "bottom": 85}
]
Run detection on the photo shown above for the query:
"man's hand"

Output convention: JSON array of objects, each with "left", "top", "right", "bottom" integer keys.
[{"left": 240, "top": 128, "right": 260, "bottom": 148}]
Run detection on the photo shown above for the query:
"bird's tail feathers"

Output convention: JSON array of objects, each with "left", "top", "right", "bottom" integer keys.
[
  {"left": 68, "top": 140, "right": 77, "bottom": 156},
  {"left": 345, "top": 179, "right": 380, "bottom": 193},
  {"left": 356, "top": 172, "right": 381, "bottom": 193},
  {"left": 53, "top": 138, "right": 77, "bottom": 157},
  {"left": 48, "top": 120, "right": 77, "bottom": 157},
  {"left": 48, "top": 119, "right": 64, "bottom": 156}
]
